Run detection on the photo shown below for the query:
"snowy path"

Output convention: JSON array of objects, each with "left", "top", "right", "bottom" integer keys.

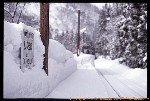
[
  {"left": 46, "top": 66, "right": 146, "bottom": 98},
  {"left": 46, "top": 67, "right": 119, "bottom": 98}
]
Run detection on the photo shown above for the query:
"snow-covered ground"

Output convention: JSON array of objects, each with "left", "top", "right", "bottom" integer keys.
[
  {"left": 4, "top": 21, "right": 77, "bottom": 98},
  {"left": 4, "top": 21, "right": 147, "bottom": 98},
  {"left": 46, "top": 53, "right": 147, "bottom": 98},
  {"left": 46, "top": 53, "right": 116, "bottom": 98},
  {"left": 94, "top": 56, "right": 147, "bottom": 98}
]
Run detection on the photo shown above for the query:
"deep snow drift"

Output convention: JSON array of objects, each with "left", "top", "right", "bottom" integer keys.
[{"left": 4, "top": 21, "right": 77, "bottom": 98}]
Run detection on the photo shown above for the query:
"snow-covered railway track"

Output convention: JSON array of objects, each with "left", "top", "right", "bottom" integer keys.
[
  {"left": 115, "top": 75, "right": 146, "bottom": 97},
  {"left": 103, "top": 68, "right": 146, "bottom": 97},
  {"left": 95, "top": 69, "right": 121, "bottom": 97},
  {"left": 95, "top": 68, "right": 145, "bottom": 98}
]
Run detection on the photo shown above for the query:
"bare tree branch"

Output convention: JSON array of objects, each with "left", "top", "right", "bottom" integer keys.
[
  {"left": 12, "top": 2, "right": 18, "bottom": 23},
  {"left": 17, "top": 3, "right": 26, "bottom": 24},
  {"left": 4, "top": 9, "right": 13, "bottom": 18}
]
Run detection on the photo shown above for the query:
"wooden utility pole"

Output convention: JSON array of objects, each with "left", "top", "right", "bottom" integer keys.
[
  {"left": 77, "top": 9, "right": 80, "bottom": 56},
  {"left": 40, "top": 3, "right": 49, "bottom": 75}
]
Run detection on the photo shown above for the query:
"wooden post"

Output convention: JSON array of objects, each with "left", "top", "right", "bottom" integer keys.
[
  {"left": 77, "top": 9, "right": 80, "bottom": 56},
  {"left": 40, "top": 3, "right": 49, "bottom": 75}
]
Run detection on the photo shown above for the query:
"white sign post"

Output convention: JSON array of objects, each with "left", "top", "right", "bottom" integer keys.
[{"left": 21, "top": 29, "right": 34, "bottom": 72}]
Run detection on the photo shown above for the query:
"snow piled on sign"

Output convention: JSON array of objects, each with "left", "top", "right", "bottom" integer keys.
[{"left": 3, "top": 21, "right": 77, "bottom": 98}]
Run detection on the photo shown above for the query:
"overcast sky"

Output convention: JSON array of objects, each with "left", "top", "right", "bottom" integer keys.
[
  {"left": 91, "top": 3, "right": 113, "bottom": 9},
  {"left": 91, "top": 3, "right": 105, "bottom": 9}
]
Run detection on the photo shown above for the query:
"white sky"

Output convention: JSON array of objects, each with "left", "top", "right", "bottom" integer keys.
[
  {"left": 24, "top": 3, "right": 40, "bottom": 16},
  {"left": 91, "top": 3, "right": 113, "bottom": 9},
  {"left": 24, "top": 3, "right": 110, "bottom": 16},
  {"left": 91, "top": 3, "right": 105, "bottom": 9}
]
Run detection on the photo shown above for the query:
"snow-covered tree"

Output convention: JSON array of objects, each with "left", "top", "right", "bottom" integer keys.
[
  {"left": 95, "top": 3, "right": 111, "bottom": 57},
  {"left": 116, "top": 3, "right": 147, "bottom": 68},
  {"left": 95, "top": 3, "right": 147, "bottom": 69}
]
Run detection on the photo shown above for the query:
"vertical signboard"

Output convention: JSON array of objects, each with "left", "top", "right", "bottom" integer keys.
[{"left": 21, "top": 30, "right": 34, "bottom": 72}]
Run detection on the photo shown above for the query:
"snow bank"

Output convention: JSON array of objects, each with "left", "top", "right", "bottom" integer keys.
[
  {"left": 4, "top": 21, "right": 44, "bottom": 66},
  {"left": 48, "top": 39, "right": 74, "bottom": 63},
  {"left": 4, "top": 21, "right": 77, "bottom": 98},
  {"left": 74, "top": 53, "right": 95, "bottom": 69},
  {"left": 4, "top": 21, "right": 22, "bottom": 47},
  {"left": 4, "top": 51, "right": 49, "bottom": 98},
  {"left": 49, "top": 39, "right": 66, "bottom": 63}
]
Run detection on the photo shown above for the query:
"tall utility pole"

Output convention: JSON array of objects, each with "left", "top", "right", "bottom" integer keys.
[
  {"left": 77, "top": 9, "right": 80, "bottom": 56},
  {"left": 40, "top": 3, "right": 49, "bottom": 75},
  {"left": 93, "top": 7, "right": 96, "bottom": 59}
]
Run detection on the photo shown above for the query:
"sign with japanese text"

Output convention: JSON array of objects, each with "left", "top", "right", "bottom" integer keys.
[{"left": 21, "top": 30, "right": 34, "bottom": 72}]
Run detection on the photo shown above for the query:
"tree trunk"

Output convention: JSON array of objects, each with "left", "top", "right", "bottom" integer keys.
[
  {"left": 17, "top": 3, "right": 26, "bottom": 24},
  {"left": 12, "top": 2, "right": 18, "bottom": 23},
  {"left": 40, "top": 3, "right": 49, "bottom": 75}
]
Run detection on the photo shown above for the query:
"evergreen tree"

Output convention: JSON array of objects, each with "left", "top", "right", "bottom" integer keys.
[
  {"left": 95, "top": 4, "right": 111, "bottom": 57},
  {"left": 95, "top": 3, "right": 147, "bottom": 69},
  {"left": 116, "top": 3, "right": 147, "bottom": 68}
]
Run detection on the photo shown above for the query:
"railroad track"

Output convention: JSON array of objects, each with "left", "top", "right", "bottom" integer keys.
[{"left": 95, "top": 68, "right": 145, "bottom": 98}]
